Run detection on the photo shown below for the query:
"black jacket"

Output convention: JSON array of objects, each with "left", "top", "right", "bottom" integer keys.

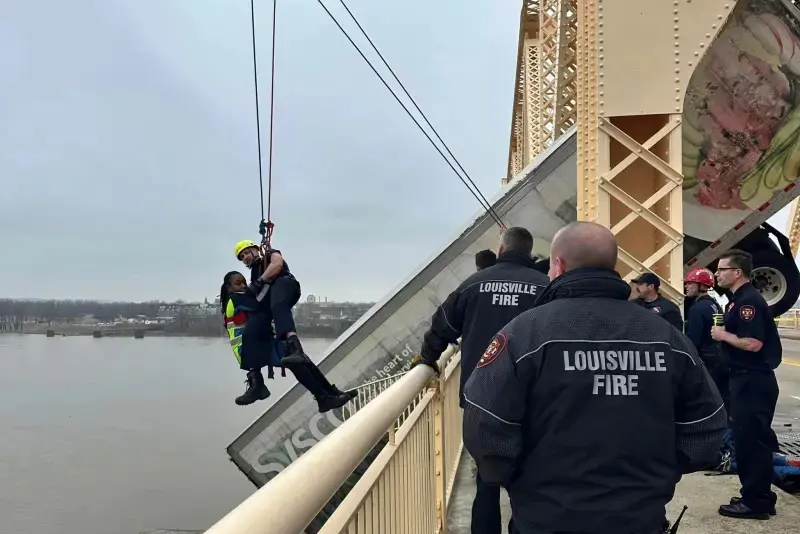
[
  {"left": 634, "top": 295, "right": 684, "bottom": 332},
  {"left": 685, "top": 294, "right": 723, "bottom": 362},
  {"left": 420, "top": 251, "right": 549, "bottom": 400},
  {"left": 462, "top": 268, "right": 726, "bottom": 534}
]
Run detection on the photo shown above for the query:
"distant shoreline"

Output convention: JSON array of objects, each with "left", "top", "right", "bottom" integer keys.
[{"left": 5, "top": 323, "right": 348, "bottom": 339}]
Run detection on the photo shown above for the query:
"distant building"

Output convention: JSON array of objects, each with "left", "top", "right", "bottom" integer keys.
[{"left": 158, "top": 300, "right": 218, "bottom": 318}]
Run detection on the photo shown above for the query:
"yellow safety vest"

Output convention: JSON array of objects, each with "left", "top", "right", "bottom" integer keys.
[{"left": 224, "top": 297, "right": 247, "bottom": 365}]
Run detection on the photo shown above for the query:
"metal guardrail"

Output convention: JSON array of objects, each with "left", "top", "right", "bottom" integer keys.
[
  {"left": 776, "top": 308, "right": 800, "bottom": 329},
  {"left": 205, "top": 344, "right": 463, "bottom": 534}
]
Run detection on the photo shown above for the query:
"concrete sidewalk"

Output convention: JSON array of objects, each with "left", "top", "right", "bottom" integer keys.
[
  {"left": 446, "top": 452, "right": 800, "bottom": 534},
  {"left": 667, "top": 472, "right": 799, "bottom": 533}
]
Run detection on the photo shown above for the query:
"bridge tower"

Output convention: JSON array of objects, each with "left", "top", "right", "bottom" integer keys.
[{"left": 508, "top": 0, "right": 737, "bottom": 304}]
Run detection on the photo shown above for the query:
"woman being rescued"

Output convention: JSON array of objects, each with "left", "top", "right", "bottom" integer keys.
[{"left": 220, "top": 271, "right": 356, "bottom": 412}]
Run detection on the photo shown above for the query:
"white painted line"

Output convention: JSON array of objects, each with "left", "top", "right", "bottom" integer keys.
[{"left": 791, "top": 396, "right": 800, "bottom": 402}]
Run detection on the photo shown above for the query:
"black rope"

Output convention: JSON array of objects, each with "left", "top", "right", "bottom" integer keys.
[
  {"left": 334, "top": 0, "right": 504, "bottom": 228},
  {"left": 249, "top": 0, "right": 266, "bottom": 224},
  {"left": 315, "top": 0, "right": 506, "bottom": 228},
  {"left": 250, "top": 0, "right": 279, "bottom": 245}
]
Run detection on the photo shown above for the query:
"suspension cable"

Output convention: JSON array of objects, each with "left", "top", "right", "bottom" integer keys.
[
  {"left": 334, "top": 0, "right": 504, "bottom": 228},
  {"left": 314, "top": 0, "right": 506, "bottom": 228},
  {"left": 250, "top": 0, "right": 278, "bottom": 246}
]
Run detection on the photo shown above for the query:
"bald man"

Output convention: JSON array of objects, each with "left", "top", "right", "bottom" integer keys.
[{"left": 462, "top": 222, "right": 726, "bottom": 534}]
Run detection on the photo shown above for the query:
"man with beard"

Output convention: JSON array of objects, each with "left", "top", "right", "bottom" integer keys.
[{"left": 683, "top": 267, "right": 728, "bottom": 410}]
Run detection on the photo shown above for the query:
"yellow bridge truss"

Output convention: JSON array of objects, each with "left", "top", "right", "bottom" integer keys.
[{"left": 506, "top": 0, "right": 742, "bottom": 305}]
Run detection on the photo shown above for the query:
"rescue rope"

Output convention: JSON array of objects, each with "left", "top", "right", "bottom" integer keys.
[
  {"left": 315, "top": 0, "right": 506, "bottom": 229},
  {"left": 250, "top": 0, "right": 278, "bottom": 247}
]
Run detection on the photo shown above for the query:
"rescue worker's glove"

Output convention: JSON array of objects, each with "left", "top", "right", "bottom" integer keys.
[
  {"left": 410, "top": 353, "right": 440, "bottom": 375},
  {"left": 246, "top": 279, "right": 271, "bottom": 301}
]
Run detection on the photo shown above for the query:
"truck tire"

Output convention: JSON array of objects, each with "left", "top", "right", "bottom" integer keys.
[{"left": 751, "top": 249, "right": 800, "bottom": 318}]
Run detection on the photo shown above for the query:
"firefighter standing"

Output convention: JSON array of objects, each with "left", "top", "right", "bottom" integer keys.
[
  {"left": 683, "top": 267, "right": 728, "bottom": 411},
  {"left": 413, "top": 226, "right": 549, "bottom": 534},
  {"left": 463, "top": 222, "right": 726, "bottom": 534},
  {"left": 632, "top": 272, "right": 685, "bottom": 331},
  {"left": 712, "top": 249, "right": 782, "bottom": 520},
  {"left": 475, "top": 249, "right": 497, "bottom": 271}
]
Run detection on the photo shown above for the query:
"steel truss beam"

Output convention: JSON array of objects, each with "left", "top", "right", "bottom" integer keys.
[
  {"left": 577, "top": 0, "right": 736, "bottom": 306},
  {"left": 506, "top": 0, "right": 577, "bottom": 184}
]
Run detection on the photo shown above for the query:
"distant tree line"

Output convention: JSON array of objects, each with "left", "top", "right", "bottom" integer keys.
[{"left": 0, "top": 298, "right": 221, "bottom": 334}]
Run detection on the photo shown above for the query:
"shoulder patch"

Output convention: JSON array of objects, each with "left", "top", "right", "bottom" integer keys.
[
  {"left": 477, "top": 332, "right": 507, "bottom": 368},
  {"left": 740, "top": 305, "right": 756, "bottom": 322}
]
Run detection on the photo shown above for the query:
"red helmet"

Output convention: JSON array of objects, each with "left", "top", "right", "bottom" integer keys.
[{"left": 684, "top": 267, "right": 714, "bottom": 287}]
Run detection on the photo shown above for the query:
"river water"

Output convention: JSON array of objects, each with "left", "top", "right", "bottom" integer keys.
[{"left": 0, "top": 334, "right": 335, "bottom": 534}]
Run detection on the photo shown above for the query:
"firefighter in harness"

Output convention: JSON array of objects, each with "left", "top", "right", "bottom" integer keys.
[{"left": 228, "top": 241, "right": 355, "bottom": 411}]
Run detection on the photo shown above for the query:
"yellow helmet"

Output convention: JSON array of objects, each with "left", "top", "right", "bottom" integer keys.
[{"left": 234, "top": 239, "right": 257, "bottom": 259}]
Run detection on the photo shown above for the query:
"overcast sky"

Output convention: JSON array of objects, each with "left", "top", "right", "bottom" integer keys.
[
  {"left": 0, "top": 0, "right": 520, "bottom": 302},
  {"left": 1, "top": 1, "right": 795, "bottom": 304}
]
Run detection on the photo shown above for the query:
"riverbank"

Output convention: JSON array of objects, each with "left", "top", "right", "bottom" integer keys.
[{"left": 4, "top": 323, "right": 351, "bottom": 339}]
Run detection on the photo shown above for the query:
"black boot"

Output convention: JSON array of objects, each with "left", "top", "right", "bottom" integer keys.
[
  {"left": 330, "top": 383, "right": 358, "bottom": 401},
  {"left": 235, "top": 370, "right": 271, "bottom": 406},
  {"left": 306, "top": 362, "right": 359, "bottom": 401},
  {"left": 315, "top": 391, "right": 352, "bottom": 413},
  {"left": 282, "top": 335, "right": 310, "bottom": 366}
]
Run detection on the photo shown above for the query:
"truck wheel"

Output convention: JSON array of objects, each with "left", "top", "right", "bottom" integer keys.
[{"left": 751, "top": 249, "right": 800, "bottom": 317}]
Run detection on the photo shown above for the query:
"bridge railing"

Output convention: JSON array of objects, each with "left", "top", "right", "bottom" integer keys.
[
  {"left": 204, "top": 344, "right": 463, "bottom": 534},
  {"left": 776, "top": 308, "right": 800, "bottom": 329}
]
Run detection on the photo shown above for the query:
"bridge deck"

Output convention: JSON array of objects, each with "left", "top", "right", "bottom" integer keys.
[{"left": 446, "top": 447, "right": 800, "bottom": 534}]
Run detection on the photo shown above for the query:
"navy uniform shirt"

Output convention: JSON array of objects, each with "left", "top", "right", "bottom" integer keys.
[
  {"left": 723, "top": 282, "right": 781, "bottom": 371},
  {"left": 635, "top": 295, "right": 684, "bottom": 332},
  {"left": 685, "top": 295, "right": 722, "bottom": 356}
]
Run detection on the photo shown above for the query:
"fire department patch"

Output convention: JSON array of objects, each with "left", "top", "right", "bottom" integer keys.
[
  {"left": 740, "top": 305, "right": 756, "bottom": 322},
  {"left": 477, "top": 332, "right": 507, "bottom": 368},
  {"left": 727, "top": 302, "right": 735, "bottom": 313}
]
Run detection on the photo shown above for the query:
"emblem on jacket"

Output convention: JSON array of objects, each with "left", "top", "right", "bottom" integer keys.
[
  {"left": 739, "top": 305, "right": 756, "bottom": 322},
  {"left": 478, "top": 332, "right": 507, "bottom": 368},
  {"left": 651, "top": 307, "right": 661, "bottom": 314}
]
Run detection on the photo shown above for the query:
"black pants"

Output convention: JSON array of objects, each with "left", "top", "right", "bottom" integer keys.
[
  {"left": 269, "top": 276, "right": 300, "bottom": 340},
  {"left": 704, "top": 357, "right": 730, "bottom": 416},
  {"left": 239, "top": 311, "right": 275, "bottom": 371},
  {"left": 729, "top": 369, "right": 779, "bottom": 513},
  {"left": 240, "top": 307, "right": 332, "bottom": 398},
  {"left": 472, "top": 472, "right": 502, "bottom": 534}
]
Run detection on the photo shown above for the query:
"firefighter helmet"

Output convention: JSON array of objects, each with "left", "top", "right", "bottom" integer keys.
[
  {"left": 234, "top": 239, "right": 257, "bottom": 259},
  {"left": 684, "top": 267, "right": 714, "bottom": 287}
]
